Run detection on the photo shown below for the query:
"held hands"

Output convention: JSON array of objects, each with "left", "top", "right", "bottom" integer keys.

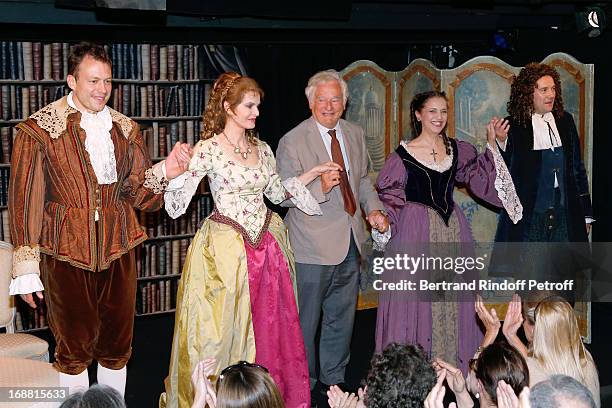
[
  {"left": 165, "top": 142, "right": 193, "bottom": 180},
  {"left": 487, "top": 117, "right": 510, "bottom": 146},
  {"left": 367, "top": 210, "right": 389, "bottom": 233},
  {"left": 318, "top": 162, "right": 344, "bottom": 194},
  {"left": 21, "top": 291, "right": 44, "bottom": 309},
  {"left": 191, "top": 358, "right": 217, "bottom": 408}
]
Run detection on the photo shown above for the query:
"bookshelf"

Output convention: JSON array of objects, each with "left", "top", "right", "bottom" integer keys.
[{"left": 0, "top": 40, "right": 218, "bottom": 331}]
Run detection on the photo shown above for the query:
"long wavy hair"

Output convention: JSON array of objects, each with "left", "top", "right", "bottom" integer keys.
[
  {"left": 409, "top": 90, "right": 451, "bottom": 155},
  {"left": 507, "top": 63, "right": 565, "bottom": 127},
  {"left": 531, "top": 298, "right": 597, "bottom": 386},
  {"left": 201, "top": 72, "right": 264, "bottom": 145}
]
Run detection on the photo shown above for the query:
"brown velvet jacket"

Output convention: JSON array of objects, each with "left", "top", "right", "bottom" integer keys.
[{"left": 9, "top": 96, "right": 163, "bottom": 273}]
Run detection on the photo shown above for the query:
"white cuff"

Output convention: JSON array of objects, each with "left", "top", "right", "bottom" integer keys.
[
  {"left": 9, "top": 272, "right": 45, "bottom": 295},
  {"left": 496, "top": 138, "right": 508, "bottom": 152},
  {"left": 157, "top": 160, "right": 168, "bottom": 179},
  {"left": 372, "top": 227, "right": 391, "bottom": 252},
  {"left": 165, "top": 171, "right": 189, "bottom": 192},
  {"left": 488, "top": 143, "right": 523, "bottom": 224},
  {"left": 283, "top": 177, "right": 322, "bottom": 216}
]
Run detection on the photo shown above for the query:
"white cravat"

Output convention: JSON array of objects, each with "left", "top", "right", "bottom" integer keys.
[
  {"left": 67, "top": 92, "right": 117, "bottom": 184},
  {"left": 532, "top": 112, "right": 562, "bottom": 151}
]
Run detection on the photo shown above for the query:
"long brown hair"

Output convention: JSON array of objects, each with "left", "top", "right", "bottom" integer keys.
[
  {"left": 507, "top": 62, "right": 565, "bottom": 127},
  {"left": 216, "top": 365, "right": 284, "bottom": 408},
  {"left": 201, "top": 72, "right": 264, "bottom": 144}
]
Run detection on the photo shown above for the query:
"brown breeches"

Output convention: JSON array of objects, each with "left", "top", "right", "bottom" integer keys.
[{"left": 41, "top": 251, "right": 136, "bottom": 375}]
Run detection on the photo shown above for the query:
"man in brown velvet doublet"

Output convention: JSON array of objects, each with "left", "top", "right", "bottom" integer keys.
[{"left": 8, "top": 43, "right": 190, "bottom": 396}]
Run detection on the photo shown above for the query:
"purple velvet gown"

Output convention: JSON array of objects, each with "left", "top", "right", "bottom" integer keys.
[{"left": 375, "top": 140, "right": 503, "bottom": 373}]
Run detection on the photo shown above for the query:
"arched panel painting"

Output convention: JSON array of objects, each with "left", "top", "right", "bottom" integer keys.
[
  {"left": 342, "top": 61, "right": 393, "bottom": 174},
  {"left": 398, "top": 59, "right": 440, "bottom": 142}
]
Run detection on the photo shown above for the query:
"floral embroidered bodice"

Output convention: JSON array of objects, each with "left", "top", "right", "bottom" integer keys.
[{"left": 165, "top": 137, "right": 318, "bottom": 241}]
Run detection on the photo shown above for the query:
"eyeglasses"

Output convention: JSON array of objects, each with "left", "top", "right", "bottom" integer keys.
[{"left": 219, "top": 361, "right": 269, "bottom": 380}]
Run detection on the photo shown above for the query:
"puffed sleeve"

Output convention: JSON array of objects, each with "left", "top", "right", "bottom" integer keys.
[
  {"left": 261, "top": 142, "right": 322, "bottom": 215},
  {"left": 455, "top": 140, "right": 522, "bottom": 224},
  {"left": 164, "top": 140, "right": 212, "bottom": 219},
  {"left": 121, "top": 125, "right": 165, "bottom": 212}
]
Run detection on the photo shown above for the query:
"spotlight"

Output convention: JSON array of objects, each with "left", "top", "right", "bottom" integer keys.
[{"left": 576, "top": 6, "right": 607, "bottom": 38}]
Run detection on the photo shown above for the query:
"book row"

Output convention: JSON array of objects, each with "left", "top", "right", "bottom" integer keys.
[
  {"left": 136, "top": 238, "right": 191, "bottom": 278},
  {"left": 136, "top": 279, "right": 178, "bottom": 315},
  {"left": 0, "top": 41, "right": 218, "bottom": 81},
  {"left": 112, "top": 82, "right": 210, "bottom": 119}
]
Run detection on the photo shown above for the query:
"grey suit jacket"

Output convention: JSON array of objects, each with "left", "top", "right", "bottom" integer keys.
[{"left": 277, "top": 117, "right": 384, "bottom": 265}]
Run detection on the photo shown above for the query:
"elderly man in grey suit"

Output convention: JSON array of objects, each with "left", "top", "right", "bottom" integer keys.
[{"left": 277, "top": 69, "right": 389, "bottom": 402}]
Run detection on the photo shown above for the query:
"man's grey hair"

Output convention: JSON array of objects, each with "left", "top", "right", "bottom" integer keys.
[
  {"left": 305, "top": 69, "right": 349, "bottom": 106},
  {"left": 60, "top": 384, "right": 126, "bottom": 408},
  {"left": 530, "top": 375, "right": 596, "bottom": 408}
]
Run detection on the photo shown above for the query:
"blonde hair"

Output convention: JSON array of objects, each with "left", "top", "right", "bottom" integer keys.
[
  {"left": 201, "top": 71, "right": 264, "bottom": 145},
  {"left": 531, "top": 299, "right": 595, "bottom": 385}
]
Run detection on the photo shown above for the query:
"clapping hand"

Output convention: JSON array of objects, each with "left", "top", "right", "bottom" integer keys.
[
  {"left": 327, "top": 385, "right": 366, "bottom": 408},
  {"left": 191, "top": 358, "right": 217, "bottom": 408},
  {"left": 475, "top": 294, "right": 501, "bottom": 347}
]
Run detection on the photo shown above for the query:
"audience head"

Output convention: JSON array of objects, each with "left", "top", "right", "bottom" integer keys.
[
  {"left": 531, "top": 296, "right": 593, "bottom": 384},
  {"left": 521, "top": 291, "right": 556, "bottom": 343},
  {"left": 305, "top": 70, "right": 348, "bottom": 129},
  {"left": 216, "top": 361, "right": 284, "bottom": 408},
  {"left": 473, "top": 342, "right": 529, "bottom": 406},
  {"left": 507, "top": 62, "right": 564, "bottom": 126},
  {"left": 530, "top": 374, "right": 596, "bottom": 408},
  {"left": 201, "top": 72, "right": 264, "bottom": 141},
  {"left": 364, "top": 343, "right": 436, "bottom": 408},
  {"left": 59, "top": 384, "right": 125, "bottom": 408}
]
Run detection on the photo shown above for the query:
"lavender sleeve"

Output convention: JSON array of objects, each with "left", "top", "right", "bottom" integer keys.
[
  {"left": 375, "top": 152, "right": 407, "bottom": 235},
  {"left": 454, "top": 140, "right": 502, "bottom": 207}
]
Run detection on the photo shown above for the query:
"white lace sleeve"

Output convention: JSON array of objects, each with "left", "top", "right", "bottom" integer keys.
[
  {"left": 282, "top": 177, "right": 322, "bottom": 216},
  {"left": 487, "top": 143, "right": 523, "bottom": 224},
  {"left": 164, "top": 141, "right": 211, "bottom": 219},
  {"left": 372, "top": 227, "right": 391, "bottom": 252}
]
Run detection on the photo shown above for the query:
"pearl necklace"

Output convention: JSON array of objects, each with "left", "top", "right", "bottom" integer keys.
[{"left": 222, "top": 131, "right": 252, "bottom": 159}]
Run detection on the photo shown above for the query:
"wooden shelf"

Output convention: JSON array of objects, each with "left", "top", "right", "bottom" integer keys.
[
  {"left": 0, "top": 163, "right": 10, "bottom": 167},
  {"left": 0, "top": 119, "right": 22, "bottom": 125},
  {"left": 146, "top": 233, "right": 195, "bottom": 242},
  {"left": 133, "top": 116, "right": 201, "bottom": 121},
  {"left": 17, "top": 326, "right": 49, "bottom": 333},
  {"left": 0, "top": 79, "right": 65, "bottom": 85},
  {"left": 113, "top": 79, "right": 213, "bottom": 84},
  {"left": 137, "top": 273, "right": 182, "bottom": 281},
  {"left": 136, "top": 309, "right": 176, "bottom": 317}
]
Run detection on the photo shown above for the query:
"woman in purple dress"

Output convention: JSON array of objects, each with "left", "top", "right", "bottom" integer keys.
[{"left": 373, "top": 91, "right": 522, "bottom": 372}]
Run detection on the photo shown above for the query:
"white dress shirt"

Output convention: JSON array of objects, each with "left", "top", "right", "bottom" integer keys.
[{"left": 315, "top": 120, "right": 351, "bottom": 180}]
